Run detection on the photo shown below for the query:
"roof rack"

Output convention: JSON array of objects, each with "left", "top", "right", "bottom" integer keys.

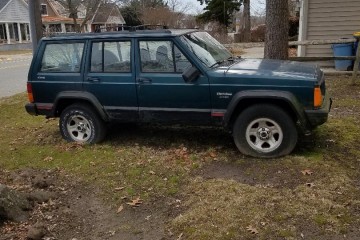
[{"left": 47, "top": 24, "right": 172, "bottom": 38}]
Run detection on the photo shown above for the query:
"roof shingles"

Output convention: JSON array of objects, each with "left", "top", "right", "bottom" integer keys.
[{"left": 0, "top": 0, "right": 12, "bottom": 12}]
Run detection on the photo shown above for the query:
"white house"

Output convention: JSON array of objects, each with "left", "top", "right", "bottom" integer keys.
[
  {"left": 298, "top": 0, "right": 360, "bottom": 67},
  {"left": 0, "top": 0, "right": 31, "bottom": 45}
]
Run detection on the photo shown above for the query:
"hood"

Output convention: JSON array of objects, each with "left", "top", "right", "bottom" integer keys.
[{"left": 223, "top": 59, "right": 319, "bottom": 80}]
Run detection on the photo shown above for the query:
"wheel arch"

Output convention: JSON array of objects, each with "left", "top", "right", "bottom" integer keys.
[
  {"left": 53, "top": 91, "right": 109, "bottom": 121},
  {"left": 225, "top": 90, "right": 307, "bottom": 131}
]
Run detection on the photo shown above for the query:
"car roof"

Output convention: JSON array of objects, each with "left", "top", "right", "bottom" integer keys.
[{"left": 43, "top": 29, "right": 199, "bottom": 41}]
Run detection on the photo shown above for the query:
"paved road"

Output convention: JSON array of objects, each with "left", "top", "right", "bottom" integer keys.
[{"left": 0, "top": 54, "right": 32, "bottom": 98}]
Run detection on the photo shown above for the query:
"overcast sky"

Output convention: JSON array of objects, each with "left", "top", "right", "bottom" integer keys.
[{"left": 180, "top": 0, "right": 266, "bottom": 15}]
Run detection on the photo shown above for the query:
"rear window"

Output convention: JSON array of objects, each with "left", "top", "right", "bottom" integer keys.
[{"left": 40, "top": 42, "right": 85, "bottom": 73}]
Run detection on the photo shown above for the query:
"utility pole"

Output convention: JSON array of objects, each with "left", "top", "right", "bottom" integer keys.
[{"left": 29, "top": 0, "right": 43, "bottom": 52}]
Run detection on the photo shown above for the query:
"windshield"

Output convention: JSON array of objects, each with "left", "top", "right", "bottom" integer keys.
[{"left": 180, "top": 32, "right": 232, "bottom": 68}]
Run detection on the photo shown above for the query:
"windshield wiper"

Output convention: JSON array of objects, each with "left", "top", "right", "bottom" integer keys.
[{"left": 209, "top": 60, "right": 224, "bottom": 68}]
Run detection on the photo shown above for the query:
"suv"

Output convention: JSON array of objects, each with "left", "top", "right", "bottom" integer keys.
[{"left": 25, "top": 28, "right": 331, "bottom": 158}]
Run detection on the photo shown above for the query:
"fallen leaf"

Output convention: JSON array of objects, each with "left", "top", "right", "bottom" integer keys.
[
  {"left": 177, "top": 233, "right": 184, "bottom": 240},
  {"left": 114, "top": 187, "right": 125, "bottom": 191},
  {"left": 117, "top": 205, "right": 124, "bottom": 213},
  {"left": 306, "top": 182, "right": 315, "bottom": 188},
  {"left": 43, "top": 156, "right": 53, "bottom": 162},
  {"left": 301, "top": 169, "right": 313, "bottom": 175},
  {"left": 209, "top": 152, "right": 217, "bottom": 158},
  {"left": 126, "top": 197, "right": 143, "bottom": 207},
  {"left": 246, "top": 225, "right": 259, "bottom": 234}
]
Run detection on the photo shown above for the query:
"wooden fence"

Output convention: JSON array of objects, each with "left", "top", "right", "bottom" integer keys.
[{"left": 225, "top": 39, "right": 360, "bottom": 85}]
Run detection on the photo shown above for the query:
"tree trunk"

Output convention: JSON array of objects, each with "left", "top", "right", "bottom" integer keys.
[
  {"left": 242, "top": 0, "right": 251, "bottom": 42},
  {"left": 28, "top": 0, "right": 43, "bottom": 51},
  {"left": 264, "top": 0, "right": 289, "bottom": 60}
]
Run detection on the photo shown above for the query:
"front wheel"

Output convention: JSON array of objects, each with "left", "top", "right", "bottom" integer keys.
[
  {"left": 233, "top": 104, "right": 298, "bottom": 158},
  {"left": 59, "top": 103, "right": 107, "bottom": 144}
]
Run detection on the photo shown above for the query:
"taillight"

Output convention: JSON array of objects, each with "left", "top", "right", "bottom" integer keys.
[
  {"left": 27, "top": 83, "right": 34, "bottom": 103},
  {"left": 314, "top": 86, "right": 323, "bottom": 108}
]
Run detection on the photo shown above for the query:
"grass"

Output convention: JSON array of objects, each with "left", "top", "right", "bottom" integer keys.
[
  {"left": 0, "top": 50, "right": 32, "bottom": 56},
  {"left": 1, "top": 76, "right": 360, "bottom": 239}
]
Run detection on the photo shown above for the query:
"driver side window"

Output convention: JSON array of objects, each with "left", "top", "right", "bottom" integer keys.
[{"left": 139, "top": 41, "right": 191, "bottom": 73}]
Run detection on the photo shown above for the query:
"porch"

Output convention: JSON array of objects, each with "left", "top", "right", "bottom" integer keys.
[{"left": 0, "top": 22, "right": 31, "bottom": 45}]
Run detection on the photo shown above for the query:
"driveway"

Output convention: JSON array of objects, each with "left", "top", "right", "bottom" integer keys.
[{"left": 0, "top": 54, "right": 32, "bottom": 98}]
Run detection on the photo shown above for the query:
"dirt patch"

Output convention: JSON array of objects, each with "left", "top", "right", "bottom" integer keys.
[{"left": 0, "top": 168, "right": 171, "bottom": 240}]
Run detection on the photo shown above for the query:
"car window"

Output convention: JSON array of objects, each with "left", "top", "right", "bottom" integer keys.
[
  {"left": 139, "top": 41, "right": 191, "bottom": 73},
  {"left": 139, "top": 41, "right": 175, "bottom": 73},
  {"left": 90, "top": 41, "right": 131, "bottom": 73},
  {"left": 40, "top": 42, "right": 84, "bottom": 73},
  {"left": 174, "top": 46, "right": 192, "bottom": 73}
]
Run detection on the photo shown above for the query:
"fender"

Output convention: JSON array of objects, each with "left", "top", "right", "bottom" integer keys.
[
  {"left": 53, "top": 91, "right": 109, "bottom": 121},
  {"left": 224, "top": 90, "right": 308, "bottom": 130}
]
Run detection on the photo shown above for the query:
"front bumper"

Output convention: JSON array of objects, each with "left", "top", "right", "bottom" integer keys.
[{"left": 304, "top": 94, "right": 332, "bottom": 128}]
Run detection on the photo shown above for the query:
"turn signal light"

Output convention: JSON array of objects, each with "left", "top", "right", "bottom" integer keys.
[
  {"left": 27, "top": 83, "right": 34, "bottom": 103},
  {"left": 314, "top": 87, "right": 322, "bottom": 108}
]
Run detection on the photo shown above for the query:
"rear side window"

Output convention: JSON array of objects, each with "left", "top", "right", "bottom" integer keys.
[
  {"left": 90, "top": 41, "right": 131, "bottom": 73},
  {"left": 40, "top": 42, "right": 85, "bottom": 72}
]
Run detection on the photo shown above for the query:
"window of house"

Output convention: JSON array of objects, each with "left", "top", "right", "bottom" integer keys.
[
  {"left": 139, "top": 41, "right": 191, "bottom": 73},
  {"left": 40, "top": 43, "right": 85, "bottom": 72},
  {"left": 90, "top": 41, "right": 131, "bottom": 73},
  {"left": 41, "top": 4, "right": 48, "bottom": 16}
]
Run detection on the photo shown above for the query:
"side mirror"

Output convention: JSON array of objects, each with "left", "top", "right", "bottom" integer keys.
[{"left": 182, "top": 66, "right": 200, "bottom": 83}]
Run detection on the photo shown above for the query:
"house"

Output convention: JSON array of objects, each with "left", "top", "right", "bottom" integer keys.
[
  {"left": 90, "top": 2, "right": 125, "bottom": 32},
  {"left": 0, "top": 0, "right": 31, "bottom": 45},
  {"left": 41, "top": 0, "right": 87, "bottom": 34},
  {"left": 42, "top": 0, "right": 125, "bottom": 34},
  {"left": 0, "top": 0, "right": 126, "bottom": 47},
  {"left": 298, "top": 0, "right": 360, "bottom": 67}
]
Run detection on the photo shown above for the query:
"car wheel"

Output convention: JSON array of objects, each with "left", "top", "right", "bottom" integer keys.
[
  {"left": 59, "top": 103, "right": 106, "bottom": 144},
  {"left": 233, "top": 104, "right": 297, "bottom": 158}
]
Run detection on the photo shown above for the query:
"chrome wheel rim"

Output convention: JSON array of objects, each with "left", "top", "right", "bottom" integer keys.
[
  {"left": 66, "top": 115, "right": 91, "bottom": 142},
  {"left": 245, "top": 118, "right": 283, "bottom": 153}
]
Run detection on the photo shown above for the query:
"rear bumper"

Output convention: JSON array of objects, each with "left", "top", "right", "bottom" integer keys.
[
  {"left": 25, "top": 103, "right": 53, "bottom": 117},
  {"left": 25, "top": 103, "right": 38, "bottom": 116},
  {"left": 305, "top": 94, "right": 332, "bottom": 128}
]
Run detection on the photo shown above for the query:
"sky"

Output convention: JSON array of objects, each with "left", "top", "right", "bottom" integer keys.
[{"left": 181, "top": 0, "right": 266, "bottom": 15}]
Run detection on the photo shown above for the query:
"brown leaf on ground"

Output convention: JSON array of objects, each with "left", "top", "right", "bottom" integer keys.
[
  {"left": 43, "top": 156, "right": 53, "bottom": 162},
  {"left": 246, "top": 225, "right": 259, "bottom": 234},
  {"left": 117, "top": 205, "right": 124, "bottom": 213},
  {"left": 126, "top": 197, "right": 143, "bottom": 207},
  {"left": 301, "top": 169, "right": 313, "bottom": 175}
]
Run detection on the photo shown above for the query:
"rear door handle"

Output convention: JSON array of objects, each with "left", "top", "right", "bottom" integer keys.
[
  {"left": 87, "top": 77, "right": 100, "bottom": 82},
  {"left": 137, "top": 78, "right": 152, "bottom": 84}
]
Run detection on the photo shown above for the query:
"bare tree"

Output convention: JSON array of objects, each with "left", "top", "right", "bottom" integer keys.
[
  {"left": 264, "top": 0, "right": 289, "bottom": 59},
  {"left": 54, "top": 0, "right": 101, "bottom": 32}
]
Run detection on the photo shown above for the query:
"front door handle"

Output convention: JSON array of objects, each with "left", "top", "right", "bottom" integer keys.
[
  {"left": 137, "top": 78, "right": 152, "bottom": 84},
  {"left": 87, "top": 77, "right": 100, "bottom": 82}
]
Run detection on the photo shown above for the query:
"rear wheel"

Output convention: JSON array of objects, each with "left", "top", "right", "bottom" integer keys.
[
  {"left": 233, "top": 104, "right": 297, "bottom": 158},
  {"left": 59, "top": 103, "right": 106, "bottom": 144}
]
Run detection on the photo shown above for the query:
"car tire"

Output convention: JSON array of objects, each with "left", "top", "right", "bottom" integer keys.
[
  {"left": 59, "top": 103, "right": 107, "bottom": 144},
  {"left": 233, "top": 104, "right": 297, "bottom": 158}
]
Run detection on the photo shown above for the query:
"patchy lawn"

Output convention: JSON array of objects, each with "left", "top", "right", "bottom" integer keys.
[{"left": 0, "top": 76, "right": 360, "bottom": 240}]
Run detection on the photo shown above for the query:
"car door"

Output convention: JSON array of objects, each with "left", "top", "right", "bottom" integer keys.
[
  {"left": 135, "top": 39, "right": 211, "bottom": 124},
  {"left": 83, "top": 39, "right": 138, "bottom": 121},
  {"left": 32, "top": 41, "right": 85, "bottom": 105}
]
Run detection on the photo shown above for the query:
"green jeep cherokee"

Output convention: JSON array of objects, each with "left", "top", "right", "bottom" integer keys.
[{"left": 25, "top": 28, "right": 331, "bottom": 158}]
